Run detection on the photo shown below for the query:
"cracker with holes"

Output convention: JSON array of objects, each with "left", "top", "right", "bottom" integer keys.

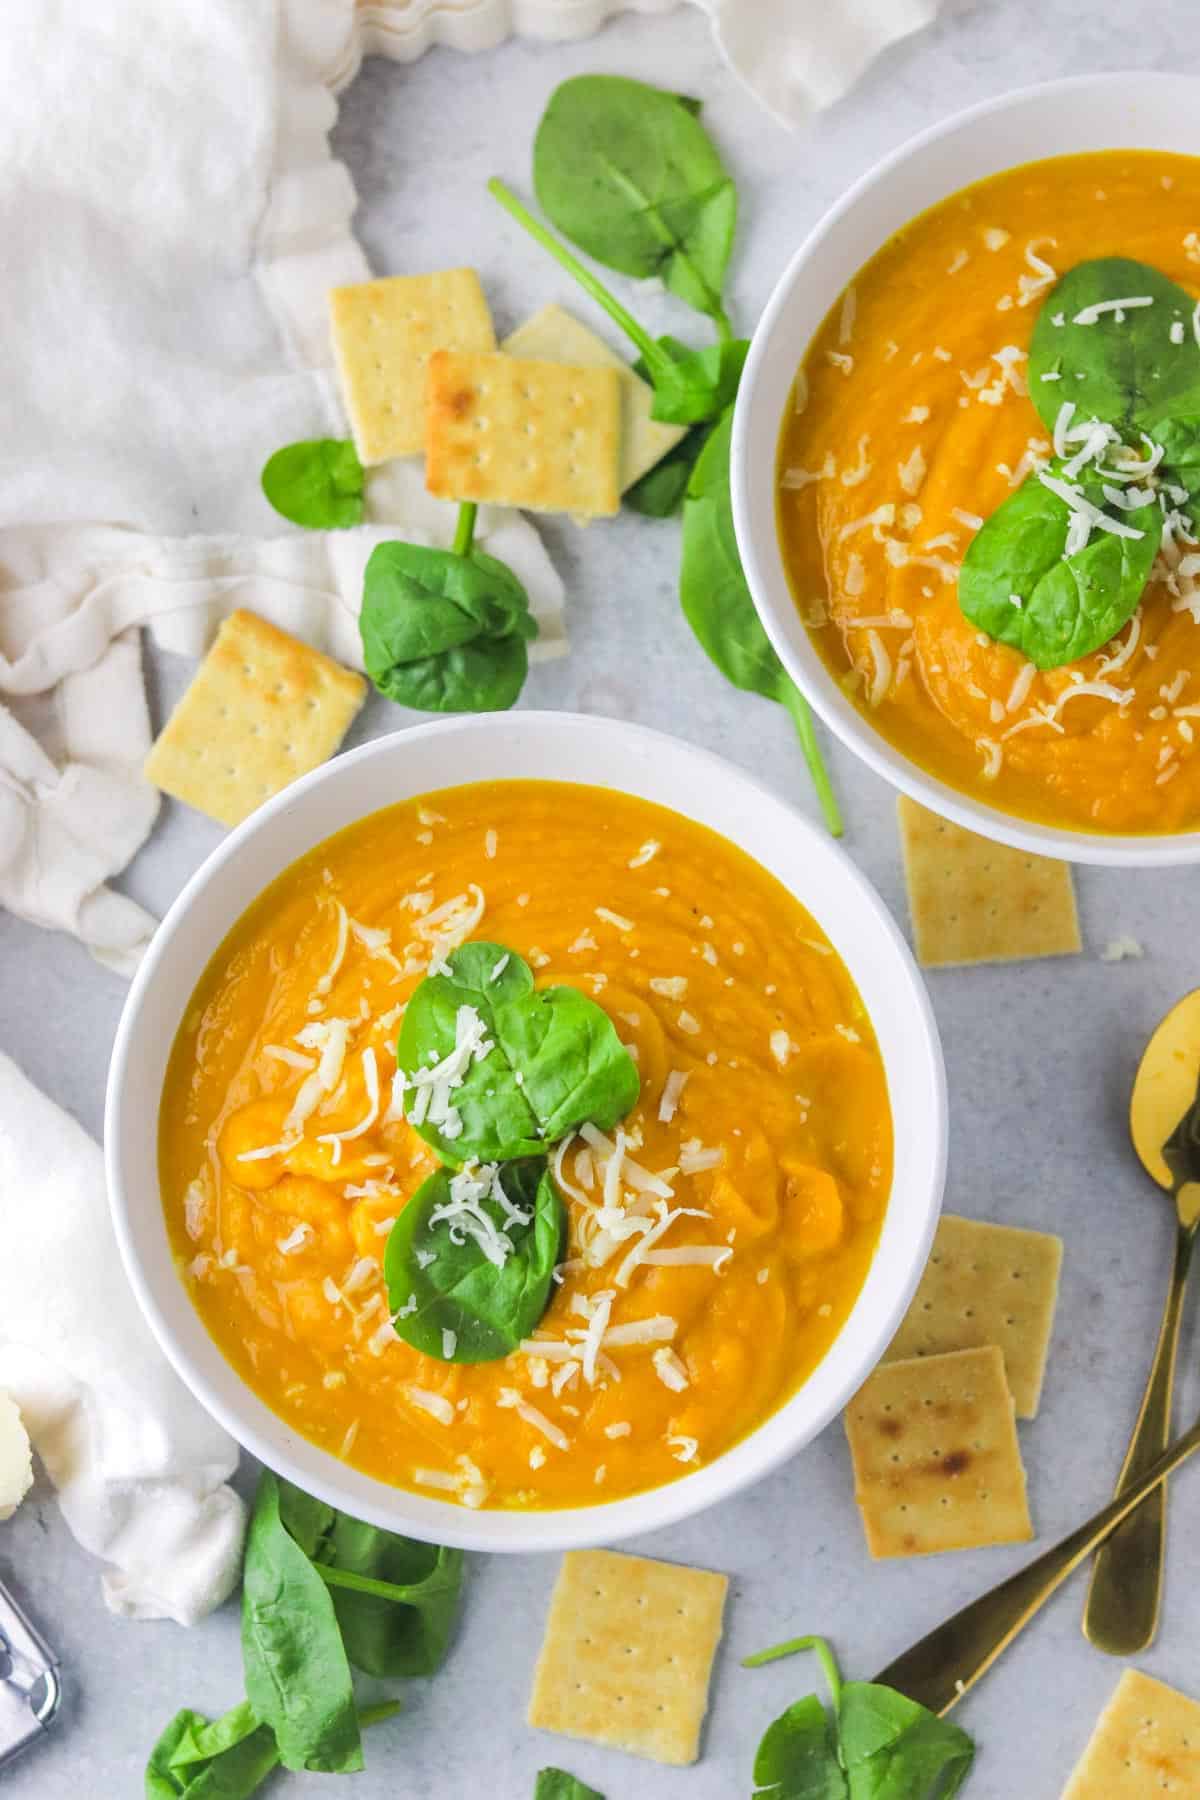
[
  {"left": 1062, "top": 1668, "right": 1200, "bottom": 1798},
  {"left": 501, "top": 304, "right": 686, "bottom": 493},
  {"left": 896, "top": 796, "right": 1080, "bottom": 967},
  {"left": 844, "top": 1345, "right": 1033, "bottom": 1558},
  {"left": 527, "top": 1548, "right": 727, "bottom": 1766},
  {"left": 883, "top": 1214, "right": 1063, "bottom": 1418},
  {"left": 329, "top": 270, "right": 496, "bottom": 463},
  {"left": 425, "top": 348, "right": 621, "bottom": 516},
  {"left": 144, "top": 609, "right": 365, "bottom": 828}
]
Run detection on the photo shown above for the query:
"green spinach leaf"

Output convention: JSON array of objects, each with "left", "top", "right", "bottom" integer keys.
[
  {"left": 744, "top": 1636, "right": 975, "bottom": 1800},
  {"left": 241, "top": 1471, "right": 362, "bottom": 1774},
  {"left": 384, "top": 1158, "right": 564, "bottom": 1361},
  {"left": 488, "top": 181, "right": 738, "bottom": 433},
  {"left": 318, "top": 1515, "right": 466, "bottom": 1675},
  {"left": 649, "top": 336, "right": 750, "bottom": 425},
  {"left": 270, "top": 1473, "right": 466, "bottom": 1673},
  {"left": 145, "top": 1703, "right": 278, "bottom": 1799},
  {"left": 534, "top": 1768, "right": 606, "bottom": 1799},
  {"left": 752, "top": 1696, "right": 848, "bottom": 1799},
  {"left": 681, "top": 409, "right": 842, "bottom": 833},
  {"left": 532, "top": 75, "right": 736, "bottom": 329},
  {"left": 958, "top": 460, "right": 1161, "bottom": 668},
  {"left": 838, "top": 1684, "right": 974, "bottom": 1799},
  {"left": 360, "top": 516, "right": 537, "bottom": 715},
  {"left": 261, "top": 439, "right": 364, "bottom": 530},
  {"left": 395, "top": 941, "right": 640, "bottom": 1164},
  {"left": 1028, "top": 257, "right": 1200, "bottom": 448}
]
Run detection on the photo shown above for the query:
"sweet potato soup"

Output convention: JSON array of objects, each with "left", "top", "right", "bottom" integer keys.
[
  {"left": 159, "top": 782, "right": 891, "bottom": 1511},
  {"left": 779, "top": 150, "right": 1200, "bottom": 835}
]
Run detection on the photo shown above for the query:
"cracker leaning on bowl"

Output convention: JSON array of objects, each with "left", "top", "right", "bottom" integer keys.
[
  {"left": 884, "top": 1213, "right": 1063, "bottom": 1418},
  {"left": 897, "top": 796, "right": 1081, "bottom": 968},
  {"left": 144, "top": 609, "right": 365, "bottom": 827}
]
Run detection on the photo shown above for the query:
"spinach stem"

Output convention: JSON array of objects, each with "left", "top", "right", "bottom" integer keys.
[
  {"left": 488, "top": 178, "right": 659, "bottom": 366},
  {"left": 453, "top": 501, "right": 477, "bottom": 558},
  {"left": 315, "top": 1563, "right": 425, "bottom": 1606},
  {"left": 742, "top": 1634, "right": 844, "bottom": 1708},
  {"left": 781, "top": 681, "right": 843, "bottom": 838},
  {"left": 359, "top": 1701, "right": 402, "bottom": 1729}
]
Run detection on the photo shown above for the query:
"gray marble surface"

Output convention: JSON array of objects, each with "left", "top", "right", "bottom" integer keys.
[{"left": 4, "top": 3, "right": 1200, "bottom": 1795}]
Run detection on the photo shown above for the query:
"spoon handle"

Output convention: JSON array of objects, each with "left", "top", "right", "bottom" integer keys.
[
  {"left": 1083, "top": 1218, "right": 1196, "bottom": 1654},
  {"left": 873, "top": 1417, "right": 1200, "bottom": 1716}
]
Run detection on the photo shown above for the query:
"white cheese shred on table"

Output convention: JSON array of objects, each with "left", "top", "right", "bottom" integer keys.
[
  {"left": 496, "top": 1388, "right": 570, "bottom": 1450},
  {"left": 408, "top": 1387, "right": 455, "bottom": 1426},
  {"left": 1099, "top": 936, "right": 1145, "bottom": 962}
]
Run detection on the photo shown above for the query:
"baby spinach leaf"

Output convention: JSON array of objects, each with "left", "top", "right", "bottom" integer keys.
[
  {"left": 241, "top": 1470, "right": 362, "bottom": 1775},
  {"left": 752, "top": 1696, "right": 848, "bottom": 1799},
  {"left": 1028, "top": 257, "right": 1200, "bottom": 448},
  {"left": 958, "top": 461, "right": 1161, "bottom": 668},
  {"left": 317, "top": 1515, "right": 466, "bottom": 1676},
  {"left": 648, "top": 336, "right": 750, "bottom": 425},
  {"left": 681, "top": 408, "right": 842, "bottom": 834},
  {"left": 384, "top": 1158, "right": 565, "bottom": 1361},
  {"left": 261, "top": 438, "right": 364, "bottom": 530},
  {"left": 145, "top": 1703, "right": 278, "bottom": 1799},
  {"left": 532, "top": 75, "right": 736, "bottom": 329},
  {"left": 534, "top": 1770, "right": 606, "bottom": 1799},
  {"left": 360, "top": 531, "right": 537, "bottom": 715},
  {"left": 744, "top": 1636, "right": 975, "bottom": 1800},
  {"left": 396, "top": 942, "right": 640, "bottom": 1164},
  {"left": 838, "top": 1684, "right": 974, "bottom": 1799}
]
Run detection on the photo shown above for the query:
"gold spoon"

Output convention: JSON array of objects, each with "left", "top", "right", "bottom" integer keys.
[
  {"left": 873, "top": 1414, "right": 1200, "bottom": 1714},
  {"left": 873, "top": 1020, "right": 1200, "bottom": 1713},
  {"left": 1083, "top": 987, "right": 1200, "bottom": 1654}
]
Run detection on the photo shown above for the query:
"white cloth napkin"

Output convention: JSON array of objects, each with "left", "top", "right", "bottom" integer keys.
[
  {"left": 0, "top": 1053, "right": 245, "bottom": 1625},
  {"left": 0, "top": 0, "right": 564, "bottom": 976},
  {"left": 348, "top": 0, "right": 944, "bottom": 127}
]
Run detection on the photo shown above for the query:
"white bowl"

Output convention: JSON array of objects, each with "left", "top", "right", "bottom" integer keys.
[
  {"left": 732, "top": 72, "right": 1200, "bottom": 868},
  {"left": 105, "top": 713, "right": 945, "bottom": 1552}
]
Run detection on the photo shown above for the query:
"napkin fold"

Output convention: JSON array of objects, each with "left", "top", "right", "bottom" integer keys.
[
  {"left": 0, "top": 0, "right": 563, "bottom": 976},
  {"left": 0, "top": 1053, "right": 244, "bottom": 1624}
]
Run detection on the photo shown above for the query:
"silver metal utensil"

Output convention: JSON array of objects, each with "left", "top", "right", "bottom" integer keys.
[{"left": 0, "top": 1578, "right": 60, "bottom": 1770}]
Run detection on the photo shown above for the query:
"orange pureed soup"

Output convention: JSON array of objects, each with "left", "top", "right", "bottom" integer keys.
[
  {"left": 779, "top": 150, "right": 1200, "bottom": 835},
  {"left": 160, "top": 781, "right": 891, "bottom": 1511}
]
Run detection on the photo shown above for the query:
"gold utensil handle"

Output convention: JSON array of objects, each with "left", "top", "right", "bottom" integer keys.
[
  {"left": 1083, "top": 1219, "right": 1196, "bottom": 1654},
  {"left": 874, "top": 1417, "right": 1200, "bottom": 1716}
]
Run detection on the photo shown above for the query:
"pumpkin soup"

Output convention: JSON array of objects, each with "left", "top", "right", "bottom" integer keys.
[
  {"left": 779, "top": 150, "right": 1200, "bottom": 835},
  {"left": 159, "top": 781, "right": 891, "bottom": 1510}
]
